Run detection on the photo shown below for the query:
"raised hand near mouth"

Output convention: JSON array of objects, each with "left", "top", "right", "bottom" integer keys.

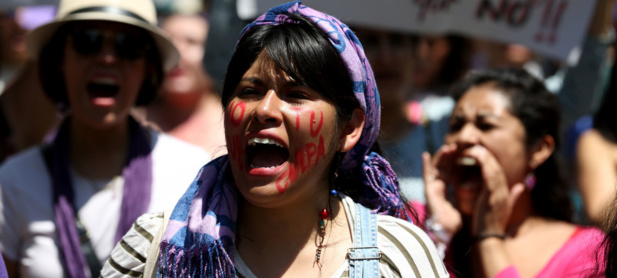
[
  {"left": 422, "top": 144, "right": 462, "bottom": 240},
  {"left": 460, "top": 145, "right": 525, "bottom": 238}
]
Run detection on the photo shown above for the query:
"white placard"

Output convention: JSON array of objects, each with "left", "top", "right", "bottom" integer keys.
[{"left": 240, "top": 0, "right": 597, "bottom": 61}]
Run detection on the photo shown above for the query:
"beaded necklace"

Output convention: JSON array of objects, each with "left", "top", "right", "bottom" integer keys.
[{"left": 314, "top": 189, "right": 338, "bottom": 268}]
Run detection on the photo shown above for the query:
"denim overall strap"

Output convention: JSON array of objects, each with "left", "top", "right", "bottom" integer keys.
[{"left": 347, "top": 203, "right": 381, "bottom": 277}]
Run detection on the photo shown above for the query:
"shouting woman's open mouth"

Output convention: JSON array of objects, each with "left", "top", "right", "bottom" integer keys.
[
  {"left": 87, "top": 77, "right": 120, "bottom": 106},
  {"left": 246, "top": 137, "right": 290, "bottom": 175}
]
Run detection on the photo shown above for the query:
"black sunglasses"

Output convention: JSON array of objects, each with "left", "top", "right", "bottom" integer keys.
[{"left": 69, "top": 29, "right": 150, "bottom": 60}]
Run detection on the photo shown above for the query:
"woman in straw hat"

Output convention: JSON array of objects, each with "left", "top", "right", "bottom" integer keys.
[
  {"left": 102, "top": 2, "right": 448, "bottom": 277},
  {"left": 0, "top": 0, "right": 210, "bottom": 277}
]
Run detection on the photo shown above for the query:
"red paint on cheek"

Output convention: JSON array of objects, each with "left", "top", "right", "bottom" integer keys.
[
  {"left": 295, "top": 149, "right": 308, "bottom": 173},
  {"left": 230, "top": 101, "right": 246, "bottom": 127},
  {"left": 276, "top": 171, "right": 288, "bottom": 194},
  {"left": 227, "top": 101, "right": 235, "bottom": 118},
  {"left": 310, "top": 111, "right": 323, "bottom": 137},
  {"left": 288, "top": 163, "right": 298, "bottom": 188},
  {"left": 289, "top": 107, "right": 304, "bottom": 131},
  {"left": 317, "top": 136, "right": 326, "bottom": 163},
  {"left": 306, "top": 142, "right": 317, "bottom": 167},
  {"left": 272, "top": 136, "right": 326, "bottom": 194},
  {"left": 275, "top": 164, "right": 298, "bottom": 194},
  {"left": 274, "top": 135, "right": 327, "bottom": 195}
]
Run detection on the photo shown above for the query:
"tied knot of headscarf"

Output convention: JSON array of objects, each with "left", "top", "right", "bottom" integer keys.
[{"left": 360, "top": 152, "right": 406, "bottom": 218}]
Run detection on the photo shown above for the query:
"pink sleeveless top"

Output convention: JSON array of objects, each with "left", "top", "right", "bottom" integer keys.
[
  {"left": 495, "top": 227, "right": 605, "bottom": 278},
  {"left": 408, "top": 201, "right": 605, "bottom": 277}
]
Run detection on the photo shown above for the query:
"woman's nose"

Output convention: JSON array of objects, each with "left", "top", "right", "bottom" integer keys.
[
  {"left": 455, "top": 123, "right": 480, "bottom": 147},
  {"left": 97, "top": 39, "right": 119, "bottom": 65},
  {"left": 254, "top": 90, "right": 283, "bottom": 125}
]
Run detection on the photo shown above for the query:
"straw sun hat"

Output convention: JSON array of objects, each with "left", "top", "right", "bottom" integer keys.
[{"left": 26, "top": 0, "right": 180, "bottom": 71}]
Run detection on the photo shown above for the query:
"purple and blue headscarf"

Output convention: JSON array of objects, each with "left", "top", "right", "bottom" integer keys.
[{"left": 158, "top": 2, "right": 405, "bottom": 276}]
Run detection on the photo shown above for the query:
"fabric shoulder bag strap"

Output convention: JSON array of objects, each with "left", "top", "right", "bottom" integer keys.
[
  {"left": 144, "top": 210, "right": 171, "bottom": 278},
  {"left": 40, "top": 145, "right": 102, "bottom": 277},
  {"left": 347, "top": 202, "right": 381, "bottom": 277}
]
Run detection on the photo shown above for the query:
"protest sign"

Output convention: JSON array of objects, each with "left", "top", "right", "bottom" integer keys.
[{"left": 237, "top": 0, "right": 597, "bottom": 62}]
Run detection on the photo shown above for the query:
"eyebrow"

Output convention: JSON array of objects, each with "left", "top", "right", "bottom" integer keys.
[
  {"left": 239, "top": 77, "right": 304, "bottom": 88},
  {"left": 240, "top": 77, "right": 265, "bottom": 86},
  {"left": 451, "top": 111, "right": 500, "bottom": 121},
  {"left": 477, "top": 112, "right": 499, "bottom": 120}
]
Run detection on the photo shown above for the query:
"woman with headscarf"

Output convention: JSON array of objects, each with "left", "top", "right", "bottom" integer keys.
[
  {"left": 102, "top": 2, "right": 448, "bottom": 277},
  {"left": 0, "top": 0, "right": 210, "bottom": 276}
]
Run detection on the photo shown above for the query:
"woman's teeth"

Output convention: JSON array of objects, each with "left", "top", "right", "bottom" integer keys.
[
  {"left": 247, "top": 137, "right": 289, "bottom": 169},
  {"left": 248, "top": 137, "right": 285, "bottom": 148},
  {"left": 458, "top": 157, "right": 477, "bottom": 166},
  {"left": 250, "top": 163, "right": 279, "bottom": 169}
]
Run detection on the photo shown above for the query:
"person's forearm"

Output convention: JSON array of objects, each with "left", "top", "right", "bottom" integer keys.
[
  {"left": 584, "top": 191, "right": 614, "bottom": 224},
  {"left": 475, "top": 238, "right": 515, "bottom": 278}
]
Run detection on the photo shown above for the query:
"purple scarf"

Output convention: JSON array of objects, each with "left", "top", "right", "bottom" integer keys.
[
  {"left": 158, "top": 2, "right": 405, "bottom": 277},
  {"left": 50, "top": 116, "right": 153, "bottom": 278},
  {"left": 0, "top": 253, "right": 7, "bottom": 278}
]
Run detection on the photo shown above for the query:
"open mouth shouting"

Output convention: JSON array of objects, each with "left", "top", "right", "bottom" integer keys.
[
  {"left": 455, "top": 156, "right": 482, "bottom": 191},
  {"left": 87, "top": 76, "right": 120, "bottom": 107},
  {"left": 246, "top": 136, "right": 290, "bottom": 175}
]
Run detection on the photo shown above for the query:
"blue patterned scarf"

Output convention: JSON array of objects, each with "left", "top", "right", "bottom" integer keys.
[{"left": 158, "top": 2, "right": 405, "bottom": 277}]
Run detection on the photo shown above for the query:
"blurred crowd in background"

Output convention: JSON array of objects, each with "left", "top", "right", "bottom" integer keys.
[{"left": 0, "top": 0, "right": 615, "bottom": 232}]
